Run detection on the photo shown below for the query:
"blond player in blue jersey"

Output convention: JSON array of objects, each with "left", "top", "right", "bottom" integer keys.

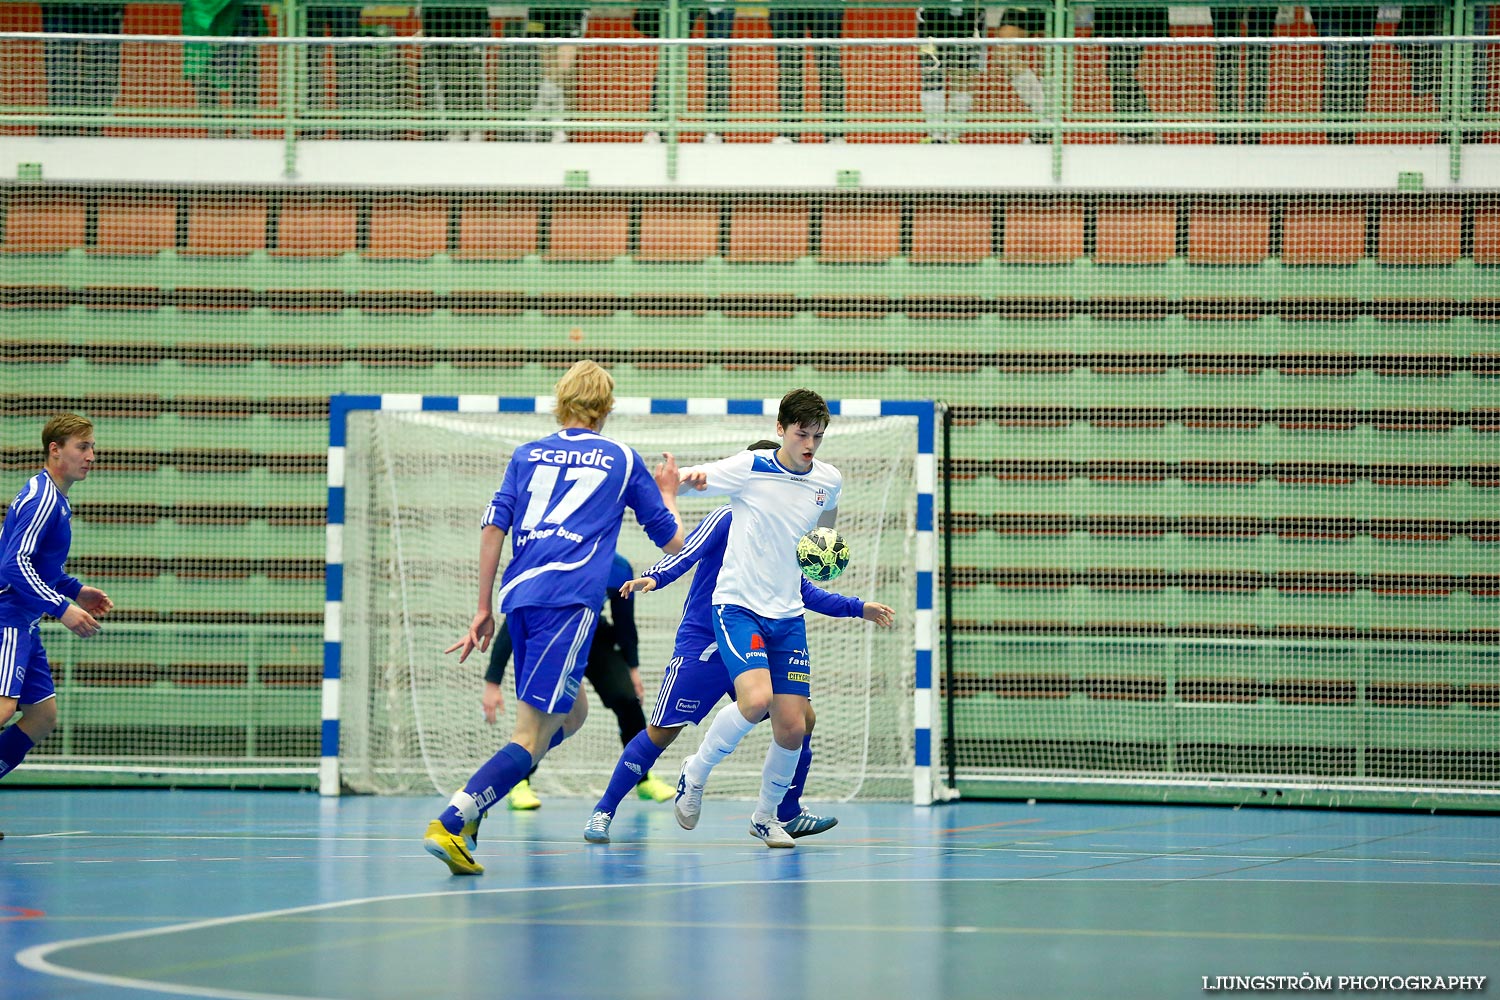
[
  {"left": 673, "top": 388, "right": 842, "bottom": 847},
  {"left": 0, "top": 414, "right": 113, "bottom": 802},
  {"left": 423, "top": 360, "right": 686, "bottom": 875}
]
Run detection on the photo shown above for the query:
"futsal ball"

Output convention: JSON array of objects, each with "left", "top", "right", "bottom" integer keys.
[{"left": 796, "top": 527, "right": 851, "bottom": 582}]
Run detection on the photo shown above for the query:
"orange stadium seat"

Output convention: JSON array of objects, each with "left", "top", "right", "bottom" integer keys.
[
  {"left": 546, "top": 195, "right": 630, "bottom": 261},
  {"left": 725, "top": 197, "right": 810, "bottom": 262},
  {"left": 0, "top": 3, "right": 43, "bottom": 135},
  {"left": 454, "top": 196, "right": 538, "bottom": 260},
  {"left": 1377, "top": 197, "right": 1460, "bottom": 265},
  {"left": 1094, "top": 197, "right": 1177, "bottom": 264},
  {"left": 1473, "top": 204, "right": 1500, "bottom": 266},
  {"left": 1, "top": 190, "right": 86, "bottom": 253},
  {"left": 1141, "top": 15, "right": 1215, "bottom": 145},
  {"left": 107, "top": 3, "right": 205, "bottom": 138},
  {"left": 271, "top": 195, "right": 358, "bottom": 257},
  {"left": 1002, "top": 197, "right": 1084, "bottom": 263},
  {"left": 365, "top": 195, "right": 450, "bottom": 260},
  {"left": 819, "top": 196, "right": 901, "bottom": 263},
  {"left": 92, "top": 193, "right": 180, "bottom": 254},
  {"left": 637, "top": 197, "right": 721, "bottom": 263},
  {"left": 1281, "top": 198, "right": 1367, "bottom": 265},
  {"left": 184, "top": 194, "right": 269, "bottom": 256},
  {"left": 841, "top": 7, "right": 921, "bottom": 143},
  {"left": 1262, "top": 6, "right": 1324, "bottom": 144},
  {"left": 909, "top": 197, "right": 993, "bottom": 263},
  {"left": 1186, "top": 198, "right": 1271, "bottom": 265},
  {"left": 572, "top": 12, "right": 655, "bottom": 142}
]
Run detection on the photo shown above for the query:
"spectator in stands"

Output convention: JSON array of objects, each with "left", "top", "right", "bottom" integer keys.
[
  {"left": 183, "top": 0, "right": 263, "bottom": 133},
  {"left": 422, "top": 4, "right": 490, "bottom": 141},
  {"left": 1086, "top": 3, "right": 1166, "bottom": 142},
  {"left": 1317, "top": 3, "right": 1443, "bottom": 141},
  {"left": 39, "top": 2, "right": 122, "bottom": 136},
  {"left": 919, "top": 6, "right": 1052, "bottom": 143},
  {"left": 522, "top": 6, "right": 587, "bottom": 142},
  {"left": 1211, "top": 6, "right": 1276, "bottom": 144},
  {"left": 634, "top": 4, "right": 735, "bottom": 142},
  {"left": 303, "top": 4, "right": 360, "bottom": 123},
  {"left": 769, "top": 4, "right": 845, "bottom": 142}
]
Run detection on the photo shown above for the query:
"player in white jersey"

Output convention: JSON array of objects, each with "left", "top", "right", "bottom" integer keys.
[
  {"left": 423, "top": 360, "right": 687, "bottom": 875},
  {"left": 673, "top": 388, "right": 841, "bottom": 847}
]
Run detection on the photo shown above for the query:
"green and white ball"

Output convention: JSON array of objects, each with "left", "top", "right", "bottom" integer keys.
[{"left": 796, "top": 527, "right": 851, "bottom": 582}]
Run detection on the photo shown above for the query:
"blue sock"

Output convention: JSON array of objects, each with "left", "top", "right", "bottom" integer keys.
[
  {"left": 777, "top": 735, "right": 813, "bottom": 823},
  {"left": 439, "top": 742, "right": 533, "bottom": 833},
  {"left": 594, "top": 730, "right": 665, "bottom": 816},
  {"left": 0, "top": 725, "right": 35, "bottom": 781}
]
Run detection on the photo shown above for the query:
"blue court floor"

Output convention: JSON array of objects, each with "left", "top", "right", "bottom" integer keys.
[{"left": 2, "top": 789, "right": 1497, "bottom": 1000}]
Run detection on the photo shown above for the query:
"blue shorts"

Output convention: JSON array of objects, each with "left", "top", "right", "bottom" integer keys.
[
  {"left": 0, "top": 622, "right": 56, "bottom": 705},
  {"left": 649, "top": 625, "right": 737, "bottom": 729},
  {"left": 711, "top": 604, "right": 811, "bottom": 699},
  {"left": 506, "top": 604, "right": 598, "bottom": 715}
]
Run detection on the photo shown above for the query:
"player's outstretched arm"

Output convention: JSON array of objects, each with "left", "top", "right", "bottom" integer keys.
[
  {"left": 76, "top": 586, "right": 112, "bottom": 616},
  {"left": 619, "top": 576, "right": 658, "bottom": 597},
  {"left": 861, "top": 602, "right": 896, "bottom": 627}
]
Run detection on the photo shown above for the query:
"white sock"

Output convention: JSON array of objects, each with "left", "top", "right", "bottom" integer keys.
[
  {"left": 446, "top": 790, "right": 480, "bottom": 824},
  {"left": 687, "top": 704, "right": 757, "bottom": 787},
  {"left": 1009, "top": 70, "right": 1048, "bottom": 119},
  {"left": 755, "top": 741, "right": 802, "bottom": 820}
]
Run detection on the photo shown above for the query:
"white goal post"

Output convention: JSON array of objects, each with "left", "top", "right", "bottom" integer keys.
[{"left": 324, "top": 394, "right": 941, "bottom": 804}]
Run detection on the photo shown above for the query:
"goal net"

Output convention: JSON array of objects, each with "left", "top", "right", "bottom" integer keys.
[{"left": 336, "top": 403, "right": 921, "bottom": 802}]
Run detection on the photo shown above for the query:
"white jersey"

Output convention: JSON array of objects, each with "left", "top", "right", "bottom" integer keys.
[{"left": 680, "top": 448, "right": 841, "bottom": 618}]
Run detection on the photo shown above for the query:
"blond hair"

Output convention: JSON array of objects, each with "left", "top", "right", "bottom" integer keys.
[
  {"left": 43, "top": 413, "right": 93, "bottom": 455},
  {"left": 553, "top": 359, "right": 615, "bottom": 429}
]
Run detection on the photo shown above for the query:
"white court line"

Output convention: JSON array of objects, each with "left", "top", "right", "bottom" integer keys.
[
  {"left": 17, "top": 875, "right": 1500, "bottom": 1000},
  {"left": 14, "top": 830, "right": 89, "bottom": 839}
]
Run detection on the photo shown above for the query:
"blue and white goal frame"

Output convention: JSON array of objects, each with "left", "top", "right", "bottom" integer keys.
[{"left": 323, "top": 394, "right": 942, "bottom": 803}]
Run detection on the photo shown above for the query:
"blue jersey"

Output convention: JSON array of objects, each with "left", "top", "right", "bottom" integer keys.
[
  {"left": 0, "top": 471, "right": 82, "bottom": 626},
  {"left": 485, "top": 428, "right": 678, "bottom": 613},
  {"left": 643, "top": 504, "right": 863, "bottom": 642}
]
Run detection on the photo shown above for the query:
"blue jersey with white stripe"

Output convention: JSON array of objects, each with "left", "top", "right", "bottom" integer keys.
[
  {"left": 0, "top": 471, "right": 82, "bottom": 626},
  {"left": 643, "top": 504, "right": 864, "bottom": 643},
  {"left": 485, "top": 428, "right": 678, "bottom": 613}
]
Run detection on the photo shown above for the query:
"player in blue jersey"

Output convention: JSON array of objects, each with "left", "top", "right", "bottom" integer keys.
[
  {"left": 0, "top": 414, "right": 113, "bottom": 793},
  {"left": 582, "top": 441, "right": 895, "bottom": 844},
  {"left": 483, "top": 552, "right": 676, "bottom": 810},
  {"left": 673, "top": 389, "right": 846, "bottom": 847},
  {"left": 423, "top": 360, "right": 687, "bottom": 875}
]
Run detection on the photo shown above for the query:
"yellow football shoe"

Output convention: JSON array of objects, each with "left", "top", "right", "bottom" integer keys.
[{"left": 423, "top": 819, "right": 483, "bottom": 875}]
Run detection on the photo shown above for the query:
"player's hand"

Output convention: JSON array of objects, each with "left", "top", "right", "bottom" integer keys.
[
  {"left": 60, "top": 603, "right": 101, "bottom": 638},
  {"left": 76, "top": 587, "right": 112, "bottom": 615},
  {"left": 629, "top": 666, "right": 644, "bottom": 701},
  {"left": 862, "top": 602, "right": 896, "bottom": 627},
  {"left": 654, "top": 452, "right": 681, "bottom": 494},
  {"left": 619, "top": 576, "right": 657, "bottom": 597},
  {"left": 481, "top": 680, "right": 505, "bottom": 724},
  {"left": 445, "top": 610, "right": 495, "bottom": 662},
  {"left": 678, "top": 468, "right": 708, "bottom": 493}
]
